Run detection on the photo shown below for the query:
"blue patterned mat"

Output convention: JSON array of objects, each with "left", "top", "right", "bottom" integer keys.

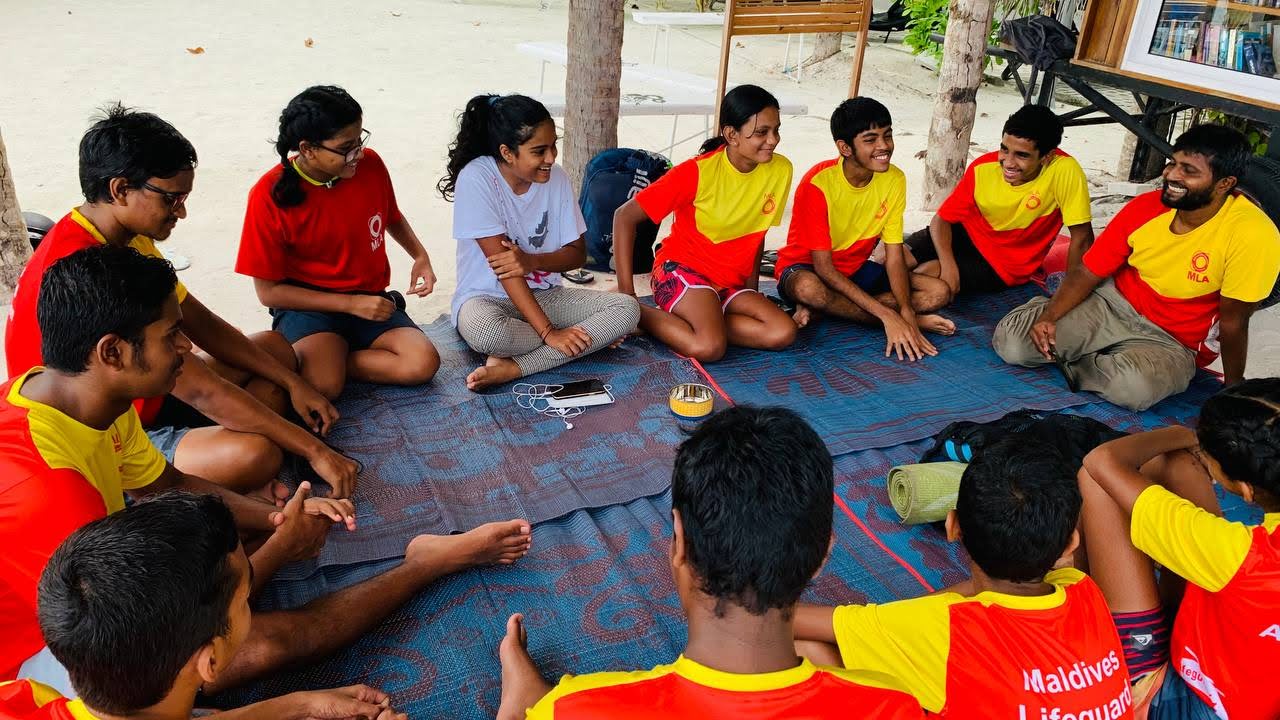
[
  {"left": 220, "top": 287, "right": 1232, "bottom": 719},
  {"left": 291, "top": 323, "right": 705, "bottom": 567},
  {"left": 709, "top": 283, "right": 1115, "bottom": 454}
]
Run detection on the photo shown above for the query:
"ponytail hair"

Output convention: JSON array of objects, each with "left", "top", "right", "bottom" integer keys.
[
  {"left": 437, "top": 93, "right": 553, "bottom": 201},
  {"left": 1197, "top": 378, "right": 1280, "bottom": 497},
  {"left": 700, "top": 84, "right": 781, "bottom": 154},
  {"left": 271, "top": 85, "right": 363, "bottom": 209}
]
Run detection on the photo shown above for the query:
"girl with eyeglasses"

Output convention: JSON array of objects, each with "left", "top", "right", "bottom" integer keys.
[{"left": 237, "top": 85, "right": 440, "bottom": 400}]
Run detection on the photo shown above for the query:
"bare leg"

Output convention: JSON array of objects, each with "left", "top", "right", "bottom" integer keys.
[
  {"left": 795, "top": 639, "right": 843, "bottom": 667},
  {"left": 496, "top": 614, "right": 553, "bottom": 720},
  {"left": 294, "top": 332, "right": 350, "bottom": 401},
  {"left": 172, "top": 427, "right": 284, "bottom": 495},
  {"left": 785, "top": 270, "right": 955, "bottom": 335},
  {"left": 639, "top": 289, "right": 729, "bottom": 362},
  {"left": 349, "top": 327, "right": 440, "bottom": 386},
  {"left": 1078, "top": 448, "right": 1219, "bottom": 613},
  {"left": 210, "top": 519, "right": 534, "bottom": 691},
  {"left": 723, "top": 291, "right": 797, "bottom": 351}
]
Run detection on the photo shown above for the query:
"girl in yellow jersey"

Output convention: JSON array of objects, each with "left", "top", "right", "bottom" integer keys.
[{"left": 612, "top": 85, "right": 797, "bottom": 362}]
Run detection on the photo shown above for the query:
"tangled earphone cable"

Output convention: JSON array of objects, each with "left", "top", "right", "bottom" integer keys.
[{"left": 513, "top": 383, "right": 585, "bottom": 430}]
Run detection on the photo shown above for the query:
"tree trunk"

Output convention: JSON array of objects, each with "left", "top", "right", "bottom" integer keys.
[
  {"left": 921, "top": 0, "right": 998, "bottom": 210},
  {"left": 0, "top": 129, "right": 29, "bottom": 305},
  {"left": 564, "top": 0, "right": 624, "bottom": 193},
  {"left": 807, "top": 32, "right": 843, "bottom": 65}
]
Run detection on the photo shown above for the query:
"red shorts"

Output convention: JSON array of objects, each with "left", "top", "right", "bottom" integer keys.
[{"left": 650, "top": 260, "right": 753, "bottom": 313}]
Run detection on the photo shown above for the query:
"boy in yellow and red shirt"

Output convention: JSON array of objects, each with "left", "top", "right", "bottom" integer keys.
[
  {"left": 495, "top": 407, "right": 924, "bottom": 719},
  {"left": 994, "top": 124, "right": 1280, "bottom": 411},
  {"left": 907, "top": 104, "right": 1095, "bottom": 295},
  {"left": 776, "top": 97, "right": 955, "bottom": 363},
  {"left": 793, "top": 435, "right": 1134, "bottom": 720},
  {"left": 1078, "top": 379, "right": 1280, "bottom": 719},
  {"left": 0, "top": 493, "right": 406, "bottom": 720}
]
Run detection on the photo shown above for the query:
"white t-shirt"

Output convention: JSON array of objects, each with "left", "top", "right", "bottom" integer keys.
[{"left": 450, "top": 156, "right": 587, "bottom": 325}]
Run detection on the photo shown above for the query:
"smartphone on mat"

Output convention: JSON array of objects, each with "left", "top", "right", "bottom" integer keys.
[{"left": 547, "top": 379, "right": 613, "bottom": 408}]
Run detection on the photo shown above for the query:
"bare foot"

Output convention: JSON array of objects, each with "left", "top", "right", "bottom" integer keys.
[
  {"left": 917, "top": 313, "right": 956, "bottom": 336},
  {"left": 466, "top": 356, "right": 523, "bottom": 391},
  {"left": 250, "top": 479, "right": 291, "bottom": 508},
  {"left": 497, "top": 614, "right": 552, "bottom": 720},
  {"left": 792, "top": 304, "right": 815, "bottom": 329},
  {"left": 405, "top": 519, "right": 532, "bottom": 575}
]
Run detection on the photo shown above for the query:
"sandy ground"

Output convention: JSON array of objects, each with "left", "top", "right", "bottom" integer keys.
[{"left": 2, "top": 0, "right": 1276, "bottom": 376}]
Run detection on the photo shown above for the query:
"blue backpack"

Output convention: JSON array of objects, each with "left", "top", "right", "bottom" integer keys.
[{"left": 579, "top": 148, "right": 671, "bottom": 271}]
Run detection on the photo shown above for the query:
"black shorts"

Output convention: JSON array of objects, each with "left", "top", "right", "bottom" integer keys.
[{"left": 905, "top": 222, "right": 1009, "bottom": 293}]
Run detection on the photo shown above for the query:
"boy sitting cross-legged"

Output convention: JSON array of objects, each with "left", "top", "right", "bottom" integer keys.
[
  {"left": 794, "top": 435, "right": 1134, "bottom": 719},
  {"left": 496, "top": 406, "right": 924, "bottom": 719},
  {"left": 775, "top": 97, "right": 954, "bottom": 361}
]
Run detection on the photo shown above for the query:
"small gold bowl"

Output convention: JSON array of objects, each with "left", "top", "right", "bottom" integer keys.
[{"left": 669, "top": 383, "right": 714, "bottom": 419}]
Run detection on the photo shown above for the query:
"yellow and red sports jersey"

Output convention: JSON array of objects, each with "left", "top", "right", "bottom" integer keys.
[
  {"left": 1083, "top": 191, "right": 1280, "bottom": 366},
  {"left": 4, "top": 210, "right": 186, "bottom": 426},
  {"left": 775, "top": 159, "right": 906, "bottom": 279},
  {"left": 638, "top": 147, "right": 792, "bottom": 290},
  {"left": 526, "top": 655, "right": 922, "bottom": 719},
  {"left": 832, "top": 568, "right": 1133, "bottom": 719},
  {"left": 0, "top": 369, "right": 165, "bottom": 680},
  {"left": 938, "top": 150, "right": 1091, "bottom": 285},
  {"left": 1131, "top": 485, "right": 1280, "bottom": 718},
  {"left": 0, "top": 680, "right": 95, "bottom": 720}
]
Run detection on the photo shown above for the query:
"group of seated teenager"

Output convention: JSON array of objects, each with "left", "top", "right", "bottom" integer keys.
[
  {"left": 624, "top": 84, "right": 1277, "bottom": 410},
  {"left": 0, "top": 77, "right": 1278, "bottom": 720},
  {"left": 4, "top": 388, "right": 1279, "bottom": 719}
]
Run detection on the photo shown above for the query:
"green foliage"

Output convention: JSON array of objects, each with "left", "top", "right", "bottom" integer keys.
[{"left": 1195, "top": 109, "right": 1272, "bottom": 157}]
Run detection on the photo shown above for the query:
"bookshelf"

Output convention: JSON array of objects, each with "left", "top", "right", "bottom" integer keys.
[{"left": 1075, "top": 0, "right": 1280, "bottom": 103}]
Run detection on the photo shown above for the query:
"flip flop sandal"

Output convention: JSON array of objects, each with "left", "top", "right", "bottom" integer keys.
[{"left": 563, "top": 269, "right": 594, "bottom": 284}]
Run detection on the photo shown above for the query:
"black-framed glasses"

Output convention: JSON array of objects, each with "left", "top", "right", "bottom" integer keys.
[
  {"left": 317, "top": 128, "right": 371, "bottom": 164},
  {"left": 139, "top": 181, "right": 190, "bottom": 210}
]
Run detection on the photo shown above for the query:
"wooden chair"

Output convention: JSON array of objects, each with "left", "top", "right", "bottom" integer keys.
[{"left": 715, "top": 0, "right": 872, "bottom": 116}]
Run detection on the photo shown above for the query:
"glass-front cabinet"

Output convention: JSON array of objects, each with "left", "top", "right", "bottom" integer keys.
[{"left": 1122, "top": 0, "right": 1280, "bottom": 98}]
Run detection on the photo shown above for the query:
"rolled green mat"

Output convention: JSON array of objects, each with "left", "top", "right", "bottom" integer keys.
[{"left": 887, "top": 461, "right": 968, "bottom": 524}]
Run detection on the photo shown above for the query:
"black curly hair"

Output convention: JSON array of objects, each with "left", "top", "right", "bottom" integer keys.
[
  {"left": 437, "top": 93, "right": 552, "bottom": 202},
  {"left": 271, "top": 85, "right": 363, "bottom": 208},
  {"left": 1197, "top": 378, "right": 1280, "bottom": 501}
]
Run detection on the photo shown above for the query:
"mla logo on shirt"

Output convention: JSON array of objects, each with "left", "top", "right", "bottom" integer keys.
[
  {"left": 368, "top": 213, "right": 384, "bottom": 252},
  {"left": 761, "top": 193, "right": 776, "bottom": 216},
  {"left": 875, "top": 201, "right": 888, "bottom": 219},
  {"left": 1025, "top": 192, "right": 1042, "bottom": 210},
  {"left": 1188, "top": 251, "right": 1211, "bottom": 284}
]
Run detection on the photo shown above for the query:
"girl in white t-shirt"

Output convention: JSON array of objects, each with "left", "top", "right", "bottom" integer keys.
[{"left": 440, "top": 94, "right": 640, "bottom": 390}]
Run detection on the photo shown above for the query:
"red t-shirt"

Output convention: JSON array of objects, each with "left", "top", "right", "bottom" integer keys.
[
  {"left": 776, "top": 159, "right": 906, "bottom": 279},
  {"left": 0, "top": 370, "right": 166, "bottom": 680},
  {"left": 1082, "top": 191, "right": 1280, "bottom": 366},
  {"left": 0, "top": 681, "right": 85, "bottom": 720},
  {"left": 4, "top": 210, "right": 186, "bottom": 425},
  {"left": 835, "top": 569, "right": 1132, "bottom": 718},
  {"left": 938, "top": 150, "right": 1092, "bottom": 286},
  {"left": 528, "top": 655, "right": 922, "bottom": 719},
  {"left": 637, "top": 147, "right": 792, "bottom": 290},
  {"left": 236, "top": 148, "right": 402, "bottom": 293},
  {"left": 1131, "top": 486, "right": 1280, "bottom": 718}
]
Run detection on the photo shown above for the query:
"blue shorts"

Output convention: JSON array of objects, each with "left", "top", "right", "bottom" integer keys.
[
  {"left": 270, "top": 307, "right": 420, "bottom": 350},
  {"left": 1147, "top": 666, "right": 1217, "bottom": 720},
  {"left": 777, "top": 261, "right": 890, "bottom": 305}
]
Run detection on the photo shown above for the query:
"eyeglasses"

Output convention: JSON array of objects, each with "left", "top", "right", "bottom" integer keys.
[
  {"left": 139, "top": 181, "right": 190, "bottom": 210},
  {"left": 316, "top": 128, "right": 371, "bottom": 164}
]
